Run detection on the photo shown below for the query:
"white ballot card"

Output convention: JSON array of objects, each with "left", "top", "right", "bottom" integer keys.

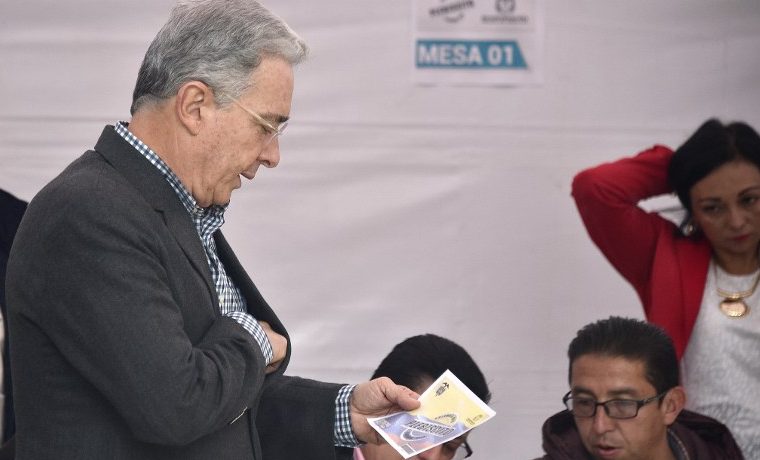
[{"left": 368, "top": 369, "right": 496, "bottom": 459}]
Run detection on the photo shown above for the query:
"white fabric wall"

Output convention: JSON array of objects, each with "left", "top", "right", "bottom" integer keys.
[{"left": 2, "top": 1, "right": 760, "bottom": 457}]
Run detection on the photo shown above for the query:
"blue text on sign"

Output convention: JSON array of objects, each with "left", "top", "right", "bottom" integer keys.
[{"left": 416, "top": 39, "right": 527, "bottom": 69}]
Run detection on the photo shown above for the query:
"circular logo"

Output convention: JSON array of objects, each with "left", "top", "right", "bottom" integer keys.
[
  {"left": 434, "top": 413, "right": 459, "bottom": 425},
  {"left": 496, "top": 0, "right": 516, "bottom": 14}
]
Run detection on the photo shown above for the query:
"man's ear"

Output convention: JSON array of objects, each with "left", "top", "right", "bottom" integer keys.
[
  {"left": 661, "top": 386, "right": 685, "bottom": 425},
  {"left": 175, "top": 81, "right": 214, "bottom": 135}
]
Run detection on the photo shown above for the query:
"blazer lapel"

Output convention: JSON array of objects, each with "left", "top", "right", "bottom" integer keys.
[
  {"left": 92, "top": 126, "right": 217, "bottom": 306},
  {"left": 214, "top": 232, "right": 291, "bottom": 370},
  {"left": 213, "top": 234, "right": 283, "bottom": 329}
]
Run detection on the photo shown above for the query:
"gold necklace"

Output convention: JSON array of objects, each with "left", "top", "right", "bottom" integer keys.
[{"left": 714, "top": 264, "right": 760, "bottom": 318}]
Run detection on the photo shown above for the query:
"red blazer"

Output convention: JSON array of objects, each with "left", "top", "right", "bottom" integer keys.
[{"left": 572, "top": 145, "right": 712, "bottom": 359}]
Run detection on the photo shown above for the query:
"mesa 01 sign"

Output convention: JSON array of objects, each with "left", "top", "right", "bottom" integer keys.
[
  {"left": 413, "top": 0, "right": 544, "bottom": 85},
  {"left": 416, "top": 39, "right": 527, "bottom": 69}
]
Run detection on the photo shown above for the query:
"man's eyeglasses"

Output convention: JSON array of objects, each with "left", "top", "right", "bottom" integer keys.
[
  {"left": 445, "top": 439, "right": 473, "bottom": 460},
  {"left": 562, "top": 390, "right": 668, "bottom": 419},
  {"left": 231, "top": 98, "right": 287, "bottom": 145}
]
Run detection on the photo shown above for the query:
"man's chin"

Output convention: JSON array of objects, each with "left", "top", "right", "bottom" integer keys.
[{"left": 211, "top": 190, "right": 234, "bottom": 207}]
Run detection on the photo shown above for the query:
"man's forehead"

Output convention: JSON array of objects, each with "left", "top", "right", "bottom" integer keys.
[
  {"left": 569, "top": 354, "right": 652, "bottom": 395},
  {"left": 248, "top": 56, "right": 294, "bottom": 90}
]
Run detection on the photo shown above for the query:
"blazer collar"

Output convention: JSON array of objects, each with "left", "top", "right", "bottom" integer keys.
[{"left": 92, "top": 125, "right": 216, "bottom": 301}]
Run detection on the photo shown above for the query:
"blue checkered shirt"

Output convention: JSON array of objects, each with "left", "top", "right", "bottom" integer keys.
[{"left": 113, "top": 123, "right": 359, "bottom": 447}]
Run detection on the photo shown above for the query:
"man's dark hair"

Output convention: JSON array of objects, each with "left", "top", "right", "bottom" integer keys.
[
  {"left": 568, "top": 317, "right": 678, "bottom": 394},
  {"left": 371, "top": 334, "right": 491, "bottom": 403}
]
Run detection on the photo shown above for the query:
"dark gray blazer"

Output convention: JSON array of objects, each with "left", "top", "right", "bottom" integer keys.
[{"left": 6, "top": 126, "right": 351, "bottom": 460}]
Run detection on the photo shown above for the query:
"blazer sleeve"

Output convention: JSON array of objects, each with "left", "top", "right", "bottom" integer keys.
[
  {"left": 257, "top": 375, "right": 353, "bottom": 460},
  {"left": 7, "top": 174, "right": 267, "bottom": 446},
  {"left": 571, "top": 145, "right": 678, "bottom": 296}
]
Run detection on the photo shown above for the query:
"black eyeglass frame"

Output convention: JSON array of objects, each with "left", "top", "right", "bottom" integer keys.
[
  {"left": 562, "top": 390, "right": 669, "bottom": 419},
  {"left": 461, "top": 440, "right": 473, "bottom": 458},
  {"left": 446, "top": 439, "right": 473, "bottom": 459}
]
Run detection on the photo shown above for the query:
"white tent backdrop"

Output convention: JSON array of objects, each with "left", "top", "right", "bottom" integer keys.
[{"left": 2, "top": 1, "right": 760, "bottom": 457}]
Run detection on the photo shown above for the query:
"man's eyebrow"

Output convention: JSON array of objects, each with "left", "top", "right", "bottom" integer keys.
[
  {"left": 571, "top": 386, "right": 639, "bottom": 398},
  {"left": 605, "top": 388, "right": 640, "bottom": 398},
  {"left": 261, "top": 112, "right": 289, "bottom": 124},
  {"left": 570, "top": 386, "right": 595, "bottom": 397}
]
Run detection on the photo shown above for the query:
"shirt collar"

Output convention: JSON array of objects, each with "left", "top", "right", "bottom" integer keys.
[{"left": 113, "top": 121, "right": 227, "bottom": 220}]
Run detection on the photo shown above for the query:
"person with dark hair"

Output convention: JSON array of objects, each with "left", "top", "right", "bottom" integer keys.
[
  {"left": 4, "top": 2, "right": 419, "bottom": 459},
  {"left": 356, "top": 334, "right": 491, "bottom": 460},
  {"left": 572, "top": 119, "right": 760, "bottom": 456},
  {"left": 537, "top": 317, "right": 743, "bottom": 459}
]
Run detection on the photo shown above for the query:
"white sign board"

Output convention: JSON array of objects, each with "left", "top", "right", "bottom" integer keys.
[{"left": 413, "top": 0, "right": 544, "bottom": 85}]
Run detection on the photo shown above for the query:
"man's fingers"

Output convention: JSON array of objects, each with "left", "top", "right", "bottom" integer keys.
[{"left": 386, "top": 384, "right": 421, "bottom": 411}]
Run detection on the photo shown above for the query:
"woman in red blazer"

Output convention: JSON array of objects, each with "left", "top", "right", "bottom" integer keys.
[{"left": 572, "top": 119, "right": 760, "bottom": 457}]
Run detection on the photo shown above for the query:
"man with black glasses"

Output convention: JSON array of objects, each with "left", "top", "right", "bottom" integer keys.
[{"left": 536, "top": 316, "right": 743, "bottom": 459}]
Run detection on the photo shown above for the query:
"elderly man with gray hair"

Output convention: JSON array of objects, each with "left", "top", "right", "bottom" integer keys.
[{"left": 5, "top": 2, "right": 419, "bottom": 459}]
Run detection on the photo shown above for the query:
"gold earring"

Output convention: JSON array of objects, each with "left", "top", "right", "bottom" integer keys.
[{"left": 683, "top": 220, "right": 697, "bottom": 236}]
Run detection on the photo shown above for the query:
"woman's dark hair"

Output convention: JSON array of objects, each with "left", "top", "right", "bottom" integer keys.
[
  {"left": 371, "top": 334, "right": 491, "bottom": 403},
  {"left": 668, "top": 118, "right": 760, "bottom": 214}
]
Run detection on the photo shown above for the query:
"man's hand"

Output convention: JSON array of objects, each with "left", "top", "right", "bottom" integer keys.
[
  {"left": 260, "top": 321, "right": 287, "bottom": 374},
  {"left": 350, "top": 377, "right": 421, "bottom": 444}
]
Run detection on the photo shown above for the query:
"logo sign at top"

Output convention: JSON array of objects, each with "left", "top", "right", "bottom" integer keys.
[{"left": 413, "top": 0, "right": 544, "bottom": 85}]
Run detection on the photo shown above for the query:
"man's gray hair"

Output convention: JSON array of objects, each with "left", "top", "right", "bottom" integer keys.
[{"left": 130, "top": 0, "right": 308, "bottom": 114}]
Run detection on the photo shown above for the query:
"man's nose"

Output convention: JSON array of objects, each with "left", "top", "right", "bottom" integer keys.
[
  {"left": 259, "top": 138, "right": 280, "bottom": 168},
  {"left": 591, "top": 407, "right": 615, "bottom": 433}
]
